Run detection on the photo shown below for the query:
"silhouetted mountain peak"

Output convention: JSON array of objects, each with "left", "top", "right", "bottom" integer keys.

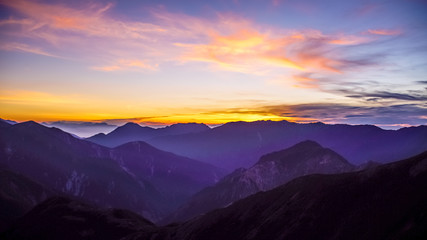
[
  {"left": 107, "top": 122, "right": 155, "bottom": 137},
  {"left": 11, "top": 121, "right": 52, "bottom": 134},
  {"left": 220, "top": 120, "right": 290, "bottom": 128},
  {"left": 167, "top": 122, "right": 209, "bottom": 130},
  {"left": 17, "top": 120, "right": 41, "bottom": 127},
  {"left": 122, "top": 122, "right": 143, "bottom": 128}
]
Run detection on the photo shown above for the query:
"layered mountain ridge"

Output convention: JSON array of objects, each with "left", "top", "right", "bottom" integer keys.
[
  {"left": 0, "top": 121, "right": 224, "bottom": 222},
  {"left": 3, "top": 150, "right": 427, "bottom": 240},
  {"left": 163, "top": 140, "right": 355, "bottom": 224},
  {"left": 87, "top": 122, "right": 210, "bottom": 148},
  {"left": 86, "top": 120, "right": 427, "bottom": 170}
]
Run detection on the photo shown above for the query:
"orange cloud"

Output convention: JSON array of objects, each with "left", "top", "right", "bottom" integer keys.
[
  {"left": 93, "top": 59, "right": 158, "bottom": 72},
  {"left": 176, "top": 25, "right": 378, "bottom": 75},
  {"left": 367, "top": 29, "right": 402, "bottom": 36},
  {"left": 0, "top": 0, "right": 386, "bottom": 77},
  {"left": 292, "top": 74, "right": 319, "bottom": 88}
]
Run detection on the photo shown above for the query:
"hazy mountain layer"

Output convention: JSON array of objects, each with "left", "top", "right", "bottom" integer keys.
[
  {"left": 87, "top": 122, "right": 210, "bottom": 147},
  {"left": 86, "top": 120, "right": 427, "bottom": 171}
]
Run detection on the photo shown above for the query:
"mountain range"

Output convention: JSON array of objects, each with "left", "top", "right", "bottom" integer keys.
[
  {"left": 3, "top": 149, "right": 427, "bottom": 240},
  {"left": 1, "top": 118, "right": 427, "bottom": 239},
  {"left": 163, "top": 140, "right": 355, "bottom": 224},
  {"left": 86, "top": 120, "right": 427, "bottom": 171},
  {"left": 87, "top": 122, "right": 210, "bottom": 147},
  {"left": 0, "top": 121, "right": 224, "bottom": 222}
]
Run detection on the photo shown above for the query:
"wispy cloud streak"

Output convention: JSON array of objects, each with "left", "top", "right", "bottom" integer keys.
[{"left": 0, "top": 0, "right": 393, "bottom": 76}]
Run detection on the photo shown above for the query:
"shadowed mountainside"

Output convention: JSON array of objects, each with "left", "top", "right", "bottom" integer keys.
[
  {"left": 0, "top": 121, "right": 224, "bottom": 222},
  {"left": 1, "top": 196, "right": 156, "bottom": 240},
  {"left": 162, "top": 140, "right": 355, "bottom": 224},
  {"left": 0, "top": 169, "right": 56, "bottom": 232},
  {"left": 3, "top": 150, "right": 427, "bottom": 240},
  {"left": 131, "top": 150, "right": 427, "bottom": 240}
]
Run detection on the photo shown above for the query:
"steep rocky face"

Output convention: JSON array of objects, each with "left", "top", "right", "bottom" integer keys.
[
  {"left": 1, "top": 197, "right": 156, "bottom": 240},
  {"left": 163, "top": 140, "right": 354, "bottom": 224}
]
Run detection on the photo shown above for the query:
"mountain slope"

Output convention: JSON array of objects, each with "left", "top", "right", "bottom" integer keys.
[
  {"left": 87, "top": 122, "right": 210, "bottom": 147},
  {"left": 134, "top": 150, "right": 427, "bottom": 240},
  {"left": 111, "top": 141, "right": 225, "bottom": 212},
  {"left": 0, "top": 121, "right": 162, "bottom": 220},
  {"left": 0, "top": 121, "right": 223, "bottom": 221},
  {"left": 163, "top": 140, "right": 354, "bottom": 224},
  {"left": 5, "top": 150, "right": 427, "bottom": 240}
]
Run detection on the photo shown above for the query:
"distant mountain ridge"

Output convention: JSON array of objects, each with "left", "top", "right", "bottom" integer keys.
[
  {"left": 163, "top": 140, "right": 355, "bottom": 224},
  {"left": 144, "top": 120, "right": 427, "bottom": 170},
  {"left": 0, "top": 121, "right": 224, "bottom": 222},
  {"left": 87, "top": 122, "right": 210, "bottom": 147}
]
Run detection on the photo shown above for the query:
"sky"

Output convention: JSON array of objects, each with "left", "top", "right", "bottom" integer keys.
[{"left": 1, "top": 0, "right": 427, "bottom": 131}]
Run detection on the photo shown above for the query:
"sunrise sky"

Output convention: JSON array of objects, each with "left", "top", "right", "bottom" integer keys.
[{"left": 1, "top": 0, "right": 427, "bottom": 129}]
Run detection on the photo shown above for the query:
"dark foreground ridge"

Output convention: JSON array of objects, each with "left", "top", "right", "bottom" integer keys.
[
  {"left": 1, "top": 197, "right": 155, "bottom": 240},
  {"left": 3, "top": 150, "right": 427, "bottom": 240}
]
